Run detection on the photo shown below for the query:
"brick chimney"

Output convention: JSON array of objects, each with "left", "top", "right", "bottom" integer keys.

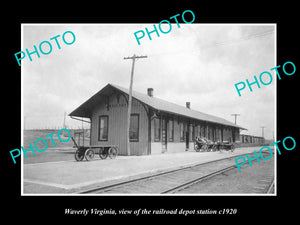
[
  {"left": 186, "top": 102, "right": 191, "bottom": 109},
  {"left": 147, "top": 88, "right": 153, "bottom": 97}
]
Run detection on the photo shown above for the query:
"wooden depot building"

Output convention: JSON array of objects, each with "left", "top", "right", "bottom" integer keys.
[{"left": 69, "top": 84, "right": 246, "bottom": 156}]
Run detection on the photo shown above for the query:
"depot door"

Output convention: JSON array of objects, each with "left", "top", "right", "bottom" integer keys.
[
  {"left": 185, "top": 123, "right": 189, "bottom": 150},
  {"left": 161, "top": 117, "right": 167, "bottom": 152},
  {"left": 232, "top": 128, "right": 235, "bottom": 142}
]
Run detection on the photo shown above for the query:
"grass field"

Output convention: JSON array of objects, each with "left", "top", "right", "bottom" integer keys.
[
  {"left": 23, "top": 129, "right": 90, "bottom": 150},
  {"left": 22, "top": 129, "right": 91, "bottom": 164}
]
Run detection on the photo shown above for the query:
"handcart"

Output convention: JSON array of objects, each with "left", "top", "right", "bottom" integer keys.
[
  {"left": 194, "top": 137, "right": 217, "bottom": 152},
  {"left": 194, "top": 137, "right": 235, "bottom": 152},
  {"left": 71, "top": 132, "right": 118, "bottom": 161},
  {"left": 216, "top": 140, "right": 235, "bottom": 152}
]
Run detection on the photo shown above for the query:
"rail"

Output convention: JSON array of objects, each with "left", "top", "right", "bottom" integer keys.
[{"left": 78, "top": 151, "right": 274, "bottom": 194}]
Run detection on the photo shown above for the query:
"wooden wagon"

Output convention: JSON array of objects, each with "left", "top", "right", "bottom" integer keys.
[
  {"left": 215, "top": 141, "right": 235, "bottom": 152},
  {"left": 194, "top": 137, "right": 235, "bottom": 152},
  {"left": 71, "top": 131, "right": 118, "bottom": 161}
]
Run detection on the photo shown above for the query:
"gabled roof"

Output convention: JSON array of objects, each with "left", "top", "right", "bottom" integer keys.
[{"left": 69, "top": 83, "right": 246, "bottom": 130}]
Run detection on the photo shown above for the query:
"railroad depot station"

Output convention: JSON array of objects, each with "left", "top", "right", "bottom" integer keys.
[
  {"left": 69, "top": 83, "right": 264, "bottom": 156},
  {"left": 24, "top": 84, "right": 268, "bottom": 194}
]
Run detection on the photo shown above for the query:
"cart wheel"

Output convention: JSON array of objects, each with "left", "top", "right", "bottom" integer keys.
[
  {"left": 99, "top": 147, "right": 108, "bottom": 159},
  {"left": 85, "top": 148, "right": 95, "bottom": 161},
  {"left": 194, "top": 143, "right": 200, "bottom": 152},
  {"left": 211, "top": 145, "right": 217, "bottom": 152},
  {"left": 207, "top": 145, "right": 212, "bottom": 152},
  {"left": 231, "top": 144, "right": 235, "bottom": 152},
  {"left": 75, "top": 149, "right": 84, "bottom": 161},
  {"left": 109, "top": 147, "right": 118, "bottom": 159}
]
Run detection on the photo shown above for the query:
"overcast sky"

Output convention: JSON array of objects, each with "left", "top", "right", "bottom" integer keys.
[{"left": 22, "top": 23, "right": 275, "bottom": 139}]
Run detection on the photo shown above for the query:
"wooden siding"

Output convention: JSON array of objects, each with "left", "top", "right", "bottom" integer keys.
[
  {"left": 90, "top": 92, "right": 239, "bottom": 155},
  {"left": 90, "top": 93, "right": 149, "bottom": 156},
  {"left": 222, "top": 127, "right": 233, "bottom": 142},
  {"left": 150, "top": 114, "right": 239, "bottom": 153},
  {"left": 240, "top": 134, "right": 264, "bottom": 144}
]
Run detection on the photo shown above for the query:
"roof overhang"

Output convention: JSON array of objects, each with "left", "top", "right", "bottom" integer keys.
[{"left": 68, "top": 84, "right": 116, "bottom": 118}]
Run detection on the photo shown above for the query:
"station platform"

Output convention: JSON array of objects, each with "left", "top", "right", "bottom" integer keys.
[{"left": 22, "top": 146, "right": 265, "bottom": 194}]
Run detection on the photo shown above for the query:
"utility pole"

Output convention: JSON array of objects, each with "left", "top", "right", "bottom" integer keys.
[
  {"left": 260, "top": 126, "right": 265, "bottom": 144},
  {"left": 231, "top": 114, "right": 240, "bottom": 124},
  {"left": 124, "top": 54, "right": 147, "bottom": 156},
  {"left": 63, "top": 111, "right": 66, "bottom": 129},
  {"left": 260, "top": 126, "right": 265, "bottom": 138}
]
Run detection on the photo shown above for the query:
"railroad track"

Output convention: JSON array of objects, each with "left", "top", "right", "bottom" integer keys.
[
  {"left": 79, "top": 151, "right": 274, "bottom": 194},
  {"left": 266, "top": 179, "right": 275, "bottom": 194}
]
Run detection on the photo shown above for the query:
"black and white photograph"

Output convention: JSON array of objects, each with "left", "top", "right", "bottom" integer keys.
[
  {"left": 21, "top": 23, "right": 276, "bottom": 196},
  {"left": 4, "top": 4, "right": 298, "bottom": 220}
]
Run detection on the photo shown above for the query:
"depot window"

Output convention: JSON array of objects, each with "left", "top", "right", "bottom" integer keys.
[
  {"left": 180, "top": 122, "right": 184, "bottom": 142},
  {"left": 99, "top": 115, "right": 108, "bottom": 141},
  {"left": 154, "top": 117, "right": 161, "bottom": 142},
  {"left": 130, "top": 114, "right": 139, "bottom": 142},
  {"left": 190, "top": 124, "right": 195, "bottom": 142},
  {"left": 197, "top": 124, "right": 201, "bottom": 137},
  {"left": 168, "top": 119, "right": 174, "bottom": 142}
]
